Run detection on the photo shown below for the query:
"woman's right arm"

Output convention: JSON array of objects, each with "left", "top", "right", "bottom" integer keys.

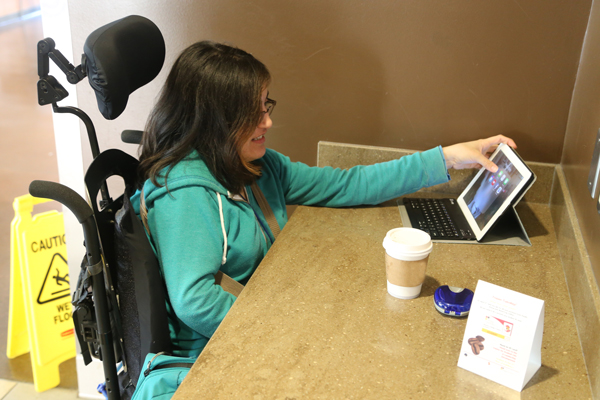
[{"left": 148, "top": 186, "right": 236, "bottom": 339}]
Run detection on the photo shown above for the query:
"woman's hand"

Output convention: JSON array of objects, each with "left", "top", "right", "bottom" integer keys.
[{"left": 442, "top": 135, "right": 517, "bottom": 173}]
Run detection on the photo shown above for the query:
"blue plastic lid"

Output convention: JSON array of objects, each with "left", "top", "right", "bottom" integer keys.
[{"left": 433, "top": 285, "right": 474, "bottom": 317}]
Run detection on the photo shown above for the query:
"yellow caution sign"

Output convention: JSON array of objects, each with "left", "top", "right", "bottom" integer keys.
[{"left": 7, "top": 194, "right": 75, "bottom": 392}]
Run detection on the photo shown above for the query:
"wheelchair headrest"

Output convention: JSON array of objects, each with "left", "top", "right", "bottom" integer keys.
[{"left": 83, "top": 15, "right": 165, "bottom": 120}]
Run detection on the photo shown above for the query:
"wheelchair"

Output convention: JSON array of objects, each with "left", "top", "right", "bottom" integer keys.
[{"left": 31, "top": 15, "right": 172, "bottom": 400}]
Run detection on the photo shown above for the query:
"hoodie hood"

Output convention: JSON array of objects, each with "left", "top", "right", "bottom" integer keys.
[{"left": 140, "top": 150, "right": 229, "bottom": 210}]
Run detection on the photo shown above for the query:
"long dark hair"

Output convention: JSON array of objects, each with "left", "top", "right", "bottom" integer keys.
[{"left": 138, "top": 41, "right": 271, "bottom": 193}]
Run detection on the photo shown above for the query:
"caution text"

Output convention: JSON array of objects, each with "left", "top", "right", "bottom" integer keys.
[{"left": 31, "top": 235, "right": 66, "bottom": 253}]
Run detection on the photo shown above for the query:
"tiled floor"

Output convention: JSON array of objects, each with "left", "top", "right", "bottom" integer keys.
[
  {"left": 0, "top": 14, "right": 80, "bottom": 399},
  {"left": 0, "top": 378, "right": 79, "bottom": 399}
]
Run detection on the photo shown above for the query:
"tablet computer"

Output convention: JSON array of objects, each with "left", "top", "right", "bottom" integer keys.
[
  {"left": 402, "top": 143, "right": 536, "bottom": 243},
  {"left": 456, "top": 143, "right": 535, "bottom": 241}
]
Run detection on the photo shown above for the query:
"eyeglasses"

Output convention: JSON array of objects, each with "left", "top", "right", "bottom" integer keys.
[{"left": 264, "top": 97, "right": 276, "bottom": 115}]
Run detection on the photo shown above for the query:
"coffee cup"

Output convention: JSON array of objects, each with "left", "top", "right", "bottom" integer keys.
[{"left": 382, "top": 227, "right": 432, "bottom": 299}]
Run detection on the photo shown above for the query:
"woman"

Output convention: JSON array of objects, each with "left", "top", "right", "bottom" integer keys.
[{"left": 133, "top": 41, "right": 516, "bottom": 357}]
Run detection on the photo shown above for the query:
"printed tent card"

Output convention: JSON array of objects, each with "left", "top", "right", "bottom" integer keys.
[{"left": 457, "top": 280, "right": 544, "bottom": 391}]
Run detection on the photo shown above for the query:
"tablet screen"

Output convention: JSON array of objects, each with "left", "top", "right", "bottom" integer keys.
[
  {"left": 461, "top": 152, "right": 525, "bottom": 230},
  {"left": 456, "top": 143, "right": 534, "bottom": 241}
]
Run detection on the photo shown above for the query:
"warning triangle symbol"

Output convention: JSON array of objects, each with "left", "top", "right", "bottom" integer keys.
[{"left": 37, "top": 253, "right": 70, "bottom": 305}]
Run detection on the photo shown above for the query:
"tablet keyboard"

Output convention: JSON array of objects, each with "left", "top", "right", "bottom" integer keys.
[{"left": 403, "top": 198, "right": 476, "bottom": 240}]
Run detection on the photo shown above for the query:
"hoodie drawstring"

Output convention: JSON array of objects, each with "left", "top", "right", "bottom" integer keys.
[{"left": 216, "top": 192, "right": 227, "bottom": 265}]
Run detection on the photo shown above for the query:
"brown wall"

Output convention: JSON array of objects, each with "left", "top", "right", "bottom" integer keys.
[
  {"left": 68, "top": 1, "right": 591, "bottom": 168},
  {"left": 562, "top": 1, "right": 600, "bottom": 290},
  {"left": 231, "top": 1, "right": 590, "bottom": 166}
]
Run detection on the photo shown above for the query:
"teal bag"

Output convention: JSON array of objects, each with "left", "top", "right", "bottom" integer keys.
[{"left": 131, "top": 352, "right": 195, "bottom": 400}]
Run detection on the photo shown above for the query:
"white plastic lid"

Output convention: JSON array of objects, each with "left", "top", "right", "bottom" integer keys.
[{"left": 382, "top": 227, "right": 432, "bottom": 261}]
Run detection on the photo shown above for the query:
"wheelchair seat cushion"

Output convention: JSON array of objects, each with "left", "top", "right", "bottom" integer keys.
[{"left": 83, "top": 15, "right": 165, "bottom": 120}]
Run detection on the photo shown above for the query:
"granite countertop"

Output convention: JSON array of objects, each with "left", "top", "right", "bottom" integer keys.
[{"left": 173, "top": 200, "right": 591, "bottom": 399}]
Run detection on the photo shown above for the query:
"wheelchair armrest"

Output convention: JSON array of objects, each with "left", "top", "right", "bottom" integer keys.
[{"left": 121, "top": 129, "right": 143, "bottom": 144}]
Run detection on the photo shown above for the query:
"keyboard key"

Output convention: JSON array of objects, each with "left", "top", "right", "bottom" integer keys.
[{"left": 405, "top": 198, "right": 474, "bottom": 240}]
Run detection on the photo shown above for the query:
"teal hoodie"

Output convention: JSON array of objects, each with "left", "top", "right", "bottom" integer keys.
[{"left": 131, "top": 147, "right": 449, "bottom": 356}]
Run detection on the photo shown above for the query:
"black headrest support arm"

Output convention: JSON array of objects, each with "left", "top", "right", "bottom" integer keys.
[
  {"left": 38, "top": 38, "right": 86, "bottom": 83},
  {"left": 37, "top": 38, "right": 86, "bottom": 106}
]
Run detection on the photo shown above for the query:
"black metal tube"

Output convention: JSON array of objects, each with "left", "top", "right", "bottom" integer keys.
[
  {"left": 91, "top": 269, "right": 120, "bottom": 400},
  {"left": 51, "top": 104, "right": 111, "bottom": 206},
  {"left": 51, "top": 104, "right": 100, "bottom": 158},
  {"left": 79, "top": 210, "right": 120, "bottom": 399},
  {"left": 29, "top": 180, "right": 120, "bottom": 399}
]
